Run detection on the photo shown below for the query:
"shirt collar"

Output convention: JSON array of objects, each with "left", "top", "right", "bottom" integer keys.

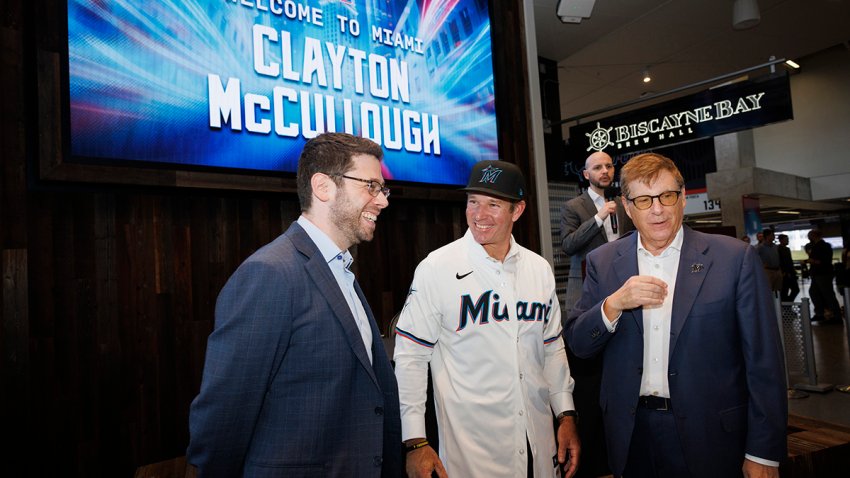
[
  {"left": 587, "top": 188, "right": 603, "bottom": 204},
  {"left": 636, "top": 226, "right": 684, "bottom": 257},
  {"left": 463, "top": 229, "right": 520, "bottom": 263},
  {"left": 297, "top": 215, "right": 352, "bottom": 268}
]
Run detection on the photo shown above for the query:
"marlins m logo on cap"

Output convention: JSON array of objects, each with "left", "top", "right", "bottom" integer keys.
[
  {"left": 478, "top": 165, "right": 503, "bottom": 184},
  {"left": 460, "top": 160, "right": 526, "bottom": 201}
]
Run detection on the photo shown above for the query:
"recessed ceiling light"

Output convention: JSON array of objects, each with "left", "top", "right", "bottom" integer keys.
[
  {"left": 776, "top": 210, "right": 800, "bottom": 215},
  {"left": 785, "top": 60, "right": 800, "bottom": 69}
]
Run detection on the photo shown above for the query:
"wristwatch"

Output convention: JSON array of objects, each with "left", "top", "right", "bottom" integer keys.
[{"left": 556, "top": 410, "right": 578, "bottom": 421}]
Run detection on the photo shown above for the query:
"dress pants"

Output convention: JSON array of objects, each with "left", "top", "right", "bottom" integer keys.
[{"left": 622, "top": 401, "right": 689, "bottom": 478}]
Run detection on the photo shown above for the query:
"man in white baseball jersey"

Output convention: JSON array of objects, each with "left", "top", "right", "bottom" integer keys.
[{"left": 394, "top": 160, "right": 580, "bottom": 478}]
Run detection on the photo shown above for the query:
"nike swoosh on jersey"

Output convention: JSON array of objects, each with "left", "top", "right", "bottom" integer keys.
[{"left": 456, "top": 271, "right": 473, "bottom": 279}]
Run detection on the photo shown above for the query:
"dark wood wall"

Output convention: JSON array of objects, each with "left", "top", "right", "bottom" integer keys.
[{"left": 0, "top": 0, "right": 539, "bottom": 476}]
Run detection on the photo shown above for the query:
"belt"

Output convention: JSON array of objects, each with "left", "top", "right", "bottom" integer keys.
[{"left": 638, "top": 395, "right": 672, "bottom": 410}]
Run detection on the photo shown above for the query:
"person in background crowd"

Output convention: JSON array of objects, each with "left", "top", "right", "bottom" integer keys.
[
  {"left": 395, "top": 160, "right": 580, "bottom": 478},
  {"left": 558, "top": 151, "right": 634, "bottom": 477},
  {"left": 566, "top": 152, "right": 787, "bottom": 478},
  {"left": 777, "top": 234, "right": 800, "bottom": 302},
  {"left": 806, "top": 229, "right": 841, "bottom": 322},
  {"left": 836, "top": 245, "right": 850, "bottom": 294},
  {"left": 187, "top": 133, "right": 401, "bottom": 477},
  {"left": 756, "top": 229, "right": 783, "bottom": 294}
]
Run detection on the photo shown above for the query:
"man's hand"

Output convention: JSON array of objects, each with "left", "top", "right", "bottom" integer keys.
[
  {"left": 597, "top": 201, "right": 617, "bottom": 221},
  {"left": 557, "top": 416, "right": 581, "bottom": 478},
  {"left": 742, "top": 458, "right": 779, "bottom": 478},
  {"left": 405, "top": 445, "right": 448, "bottom": 478},
  {"left": 603, "top": 275, "right": 668, "bottom": 321}
]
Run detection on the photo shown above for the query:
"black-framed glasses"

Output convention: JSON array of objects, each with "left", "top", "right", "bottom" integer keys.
[
  {"left": 333, "top": 174, "right": 390, "bottom": 198},
  {"left": 626, "top": 190, "right": 681, "bottom": 210}
]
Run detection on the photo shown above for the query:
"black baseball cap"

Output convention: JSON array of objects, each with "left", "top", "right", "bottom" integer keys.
[{"left": 460, "top": 160, "right": 526, "bottom": 201}]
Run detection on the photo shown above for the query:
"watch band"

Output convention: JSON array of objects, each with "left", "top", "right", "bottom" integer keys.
[{"left": 556, "top": 410, "right": 578, "bottom": 421}]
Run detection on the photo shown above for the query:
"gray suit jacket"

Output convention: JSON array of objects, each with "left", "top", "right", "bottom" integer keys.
[
  {"left": 188, "top": 222, "right": 402, "bottom": 478},
  {"left": 559, "top": 191, "right": 633, "bottom": 312}
]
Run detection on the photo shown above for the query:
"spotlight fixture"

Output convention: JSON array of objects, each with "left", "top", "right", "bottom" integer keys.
[
  {"left": 557, "top": 0, "right": 597, "bottom": 24},
  {"left": 732, "top": 0, "right": 761, "bottom": 30},
  {"left": 642, "top": 67, "right": 651, "bottom": 83}
]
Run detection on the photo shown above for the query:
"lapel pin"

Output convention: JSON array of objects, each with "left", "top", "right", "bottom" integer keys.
[{"left": 691, "top": 263, "right": 704, "bottom": 273}]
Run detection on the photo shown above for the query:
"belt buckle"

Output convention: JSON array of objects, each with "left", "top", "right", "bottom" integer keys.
[{"left": 657, "top": 398, "right": 669, "bottom": 411}]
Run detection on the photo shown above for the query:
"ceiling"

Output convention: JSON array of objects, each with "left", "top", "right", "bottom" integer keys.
[{"left": 531, "top": 0, "right": 850, "bottom": 228}]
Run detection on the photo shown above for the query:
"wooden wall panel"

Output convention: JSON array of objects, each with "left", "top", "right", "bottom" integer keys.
[{"left": 1, "top": 0, "right": 537, "bottom": 475}]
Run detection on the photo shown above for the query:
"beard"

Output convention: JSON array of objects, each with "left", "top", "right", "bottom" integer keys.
[
  {"left": 329, "top": 187, "right": 373, "bottom": 247},
  {"left": 589, "top": 175, "right": 612, "bottom": 190}
]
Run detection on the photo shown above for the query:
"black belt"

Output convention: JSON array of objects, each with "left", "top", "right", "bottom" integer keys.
[{"left": 638, "top": 395, "right": 672, "bottom": 410}]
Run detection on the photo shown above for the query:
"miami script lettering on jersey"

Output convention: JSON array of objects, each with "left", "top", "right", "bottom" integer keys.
[{"left": 457, "top": 291, "right": 552, "bottom": 331}]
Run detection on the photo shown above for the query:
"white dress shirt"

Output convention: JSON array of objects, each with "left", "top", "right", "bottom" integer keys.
[
  {"left": 636, "top": 228, "right": 682, "bottom": 398},
  {"left": 588, "top": 188, "right": 619, "bottom": 242}
]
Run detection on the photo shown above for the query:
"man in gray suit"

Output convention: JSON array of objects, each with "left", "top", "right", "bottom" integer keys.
[
  {"left": 187, "top": 133, "right": 401, "bottom": 477},
  {"left": 561, "top": 151, "right": 634, "bottom": 314},
  {"left": 558, "top": 150, "right": 633, "bottom": 478}
]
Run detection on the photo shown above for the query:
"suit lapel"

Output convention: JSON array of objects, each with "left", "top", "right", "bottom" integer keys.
[
  {"left": 613, "top": 233, "right": 643, "bottom": 334},
  {"left": 581, "top": 192, "right": 607, "bottom": 244},
  {"left": 288, "top": 223, "right": 380, "bottom": 387},
  {"left": 669, "top": 228, "right": 711, "bottom": 356}
]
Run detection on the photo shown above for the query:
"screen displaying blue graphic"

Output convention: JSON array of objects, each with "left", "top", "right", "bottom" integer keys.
[{"left": 67, "top": 0, "right": 499, "bottom": 186}]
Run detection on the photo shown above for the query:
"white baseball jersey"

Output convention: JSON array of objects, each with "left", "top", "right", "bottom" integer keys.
[{"left": 394, "top": 230, "right": 575, "bottom": 478}]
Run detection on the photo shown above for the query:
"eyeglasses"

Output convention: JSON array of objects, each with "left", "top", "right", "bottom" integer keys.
[
  {"left": 626, "top": 190, "right": 681, "bottom": 210},
  {"left": 333, "top": 174, "right": 390, "bottom": 198}
]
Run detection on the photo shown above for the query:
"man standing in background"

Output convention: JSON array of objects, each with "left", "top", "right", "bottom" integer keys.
[
  {"left": 558, "top": 151, "right": 633, "bottom": 478},
  {"left": 778, "top": 234, "right": 799, "bottom": 302},
  {"left": 807, "top": 229, "right": 841, "bottom": 322},
  {"left": 756, "top": 228, "right": 783, "bottom": 294}
]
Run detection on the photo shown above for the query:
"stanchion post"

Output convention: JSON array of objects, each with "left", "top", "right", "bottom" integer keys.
[
  {"left": 776, "top": 296, "right": 809, "bottom": 399},
  {"left": 837, "top": 288, "right": 850, "bottom": 393},
  {"left": 794, "top": 298, "right": 833, "bottom": 392}
]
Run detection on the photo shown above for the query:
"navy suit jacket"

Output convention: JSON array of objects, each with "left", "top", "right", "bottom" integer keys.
[
  {"left": 188, "top": 222, "right": 402, "bottom": 478},
  {"left": 565, "top": 227, "right": 787, "bottom": 477}
]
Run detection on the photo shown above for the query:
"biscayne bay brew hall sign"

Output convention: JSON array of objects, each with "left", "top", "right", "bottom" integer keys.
[{"left": 570, "top": 73, "right": 793, "bottom": 154}]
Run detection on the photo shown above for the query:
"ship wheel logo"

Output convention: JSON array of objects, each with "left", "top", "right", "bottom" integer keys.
[{"left": 585, "top": 122, "right": 614, "bottom": 151}]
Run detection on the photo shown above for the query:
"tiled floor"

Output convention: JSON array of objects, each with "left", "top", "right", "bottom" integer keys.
[{"left": 786, "top": 282, "right": 850, "bottom": 427}]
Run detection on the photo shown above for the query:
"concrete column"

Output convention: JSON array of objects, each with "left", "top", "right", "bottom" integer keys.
[
  {"left": 708, "top": 132, "right": 755, "bottom": 236},
  {"left": 707, "top": 130, "right": 813, "bottom": 236}
]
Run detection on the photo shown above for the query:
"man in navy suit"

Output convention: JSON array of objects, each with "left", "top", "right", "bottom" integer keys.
[
  {"left": 187, "top": 133, "right": 401, "bottom": 477},
  {"left": 565, "top": 153, "right": 786, "bottom": 478}
]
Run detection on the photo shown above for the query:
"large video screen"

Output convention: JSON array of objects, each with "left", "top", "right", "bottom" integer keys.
[{"left": 67, "top": 0, "right": 499, "bottom": 186}]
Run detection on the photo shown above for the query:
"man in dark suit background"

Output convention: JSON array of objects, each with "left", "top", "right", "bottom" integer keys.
[
  {"left": 561, "top": 151, "right": 634, "bottom": 316},
  {"left": 777, "top": 233, "right": 799, "bottom": 302},
  {"left": 565, "top": 153, "right": 787, "bottom": 478},
  {"left": 187, "top": 133, "right": 401, "bottom": 477},
  {"left": 559, "top": 151, "right": 633, "bottom": 478}
]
